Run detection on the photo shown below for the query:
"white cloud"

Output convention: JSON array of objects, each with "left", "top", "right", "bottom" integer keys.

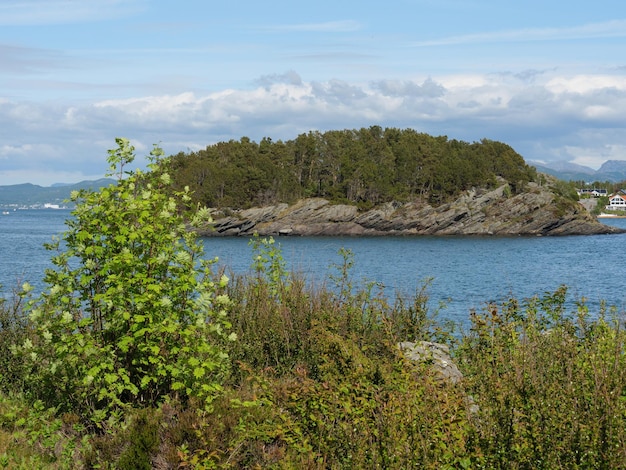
[
  {"left": 95, "top": 92, "right": 200, "bottom": 119},
  {"left": 546, "top": 75, "right": 626, "bottom": 94},
  {"left": 0, "top": 143, "right": 37, "bottom": 158},
  {"left": 372, "top": 78, "right": 445, "bottom": 98},
  {"left": 2, "top": 71, "right": 626, "bottom": 185},
  {"left": 255, "top": 71, "right": 304, "bottom": 88},
  {"left": 0, "top": 170, "right": 104, "bottom": 187},
  {"left": 566, "top": 144, "right": 626, "bottom": 169}
]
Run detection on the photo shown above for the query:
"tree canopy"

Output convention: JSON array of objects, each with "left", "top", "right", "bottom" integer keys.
[{"left": 169, "top": 126, "right": 537, "bottom": 209}]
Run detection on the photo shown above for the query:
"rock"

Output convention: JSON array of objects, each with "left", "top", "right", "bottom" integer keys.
[
  {"left": 399, "top": 341, "right": 480, "bottom": 415},
  {"left": 398, "top": 341, "right": 464, "bottom": 385},
  {"left": 199, "top": 181, "right": 624, "bottom": 237}
]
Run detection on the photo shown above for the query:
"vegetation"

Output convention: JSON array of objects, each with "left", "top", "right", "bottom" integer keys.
[
  {"left": 169, "top": 126, "right": 537, "bottom": 209},
  {"left": 592, "top": 195, "right": 611, "bottom": 215},
  {"left": 1, "top": 138, "right": 626, "bottom": 468},
  {"left": 8, "top": 139, "right": 233, "bottom": 427}
]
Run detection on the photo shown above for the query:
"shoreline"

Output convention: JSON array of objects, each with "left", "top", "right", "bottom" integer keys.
[{"left": 597, "top": 213, "right": 626, "bottom": 218}]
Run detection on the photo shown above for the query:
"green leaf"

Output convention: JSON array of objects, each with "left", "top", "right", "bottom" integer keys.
[
  {"left": 133, "top": 327, "right": 149, "bottom": 338},
  {"left": 187, "top": 356, "right": 200, "bottom": 367},
  {"left": 117, "top": 336, "right": 134, "bottom": 353},
  {"left": 105, "top": 373, "right": 118, "bottom": 384}
]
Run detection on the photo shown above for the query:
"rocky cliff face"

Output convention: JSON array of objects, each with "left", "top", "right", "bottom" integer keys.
[{"left": 202, "top": 181, "right": 622, "bottom": 237}]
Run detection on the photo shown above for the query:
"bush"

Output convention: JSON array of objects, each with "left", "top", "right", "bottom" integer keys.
[
  {"left": 459, "top": 287, "right": 626, "bottom": 468},
  {"left": 0, "top": 286, "right": 32, "bottom": 393},
  {"left": 14, "top": 139, "right": 234, "bottom": 425}
]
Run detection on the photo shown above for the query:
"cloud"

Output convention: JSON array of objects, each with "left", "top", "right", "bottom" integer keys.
[
  {"left": 2, "top": 70, "right": 626, "bottom": 185},
  {"left": 260, "top": 20, "right": 362, "bottom": 33},
  {"left": 410, "top": 19, "right": 626, "bottom": 47},
  {"left": 310, "top": 80, "right": 368, "bottom": 104},
  {"left": 546, "top": 75, "right": 626, "bottom": 94},
  {"left": 0, "top": 0, "right": 146, "bottom": 25},
  {"left": 255, "top": 71, "right": 304, "bottom": 89},
  {"left": 565, "top": 142, "right": 626, "bottom": 169},
  {"left": 372, "top": 78, "right": 445, "bottom": 98}
]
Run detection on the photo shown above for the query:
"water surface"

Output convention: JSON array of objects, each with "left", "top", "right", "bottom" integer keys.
[{"left": 2, "top": 208, "right": 625, "bottom": 324}]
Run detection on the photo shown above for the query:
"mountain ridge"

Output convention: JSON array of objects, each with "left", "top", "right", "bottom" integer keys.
[
  {"left": 530, "top": 159, "right": 626, "bottom": 183},
  {"left": 0, "top": 178, "right": 115, "bottom": 206}
]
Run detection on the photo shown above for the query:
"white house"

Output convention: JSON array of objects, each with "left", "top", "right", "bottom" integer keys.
[
  {"left": 578, "top": 188, "right": 608, "bottom": 197},
  {"left": 606, "top": 193, "right": 626, "bottom": 211}
]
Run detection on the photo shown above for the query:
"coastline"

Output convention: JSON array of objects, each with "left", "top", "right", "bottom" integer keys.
[{"left": 204, "top": 189, "right": 625, "bottom": 237}]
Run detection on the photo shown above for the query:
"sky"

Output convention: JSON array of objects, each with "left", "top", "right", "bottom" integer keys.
[{"left": 1, "top": 0, "right": 626, "bottom": 186}]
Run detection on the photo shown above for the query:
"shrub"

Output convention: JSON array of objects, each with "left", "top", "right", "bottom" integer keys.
[
  {"left": 0, "top": 286, "right": 33, "bottom": 393},
  {"left": 15, "top": 138, "right": 234, "bottom": 425},
  {"left": 459, "top": 288, "right": 626, "bottom": 468}
]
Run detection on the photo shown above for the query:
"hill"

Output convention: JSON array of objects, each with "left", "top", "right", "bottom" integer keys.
[
  {"left": 0, "top": 178, "right": 115, "bottom": 207},
  {"left": 529, "top": 159, "right": 626, "bottom": 183},
  {"left": 164, "top": 126, "right": 622, "bottom": 236},
  {"left": 169, "top": 126, "right": 537, "bottom": 210}
]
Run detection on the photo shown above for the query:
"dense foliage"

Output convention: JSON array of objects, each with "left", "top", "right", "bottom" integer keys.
[
  {"left": 10, "top": 139, "right": 233, "bottom": 426},
  {"left": 170, "top": 126, "right": 537, "bottom": 209}
]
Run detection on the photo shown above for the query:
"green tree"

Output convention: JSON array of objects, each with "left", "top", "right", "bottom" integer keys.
[
  {"left": 18, "top": 138, "right": 234, "bottom": 423},
  {"left": 168, "top": 127, "right": 538, "bottom": 209}
]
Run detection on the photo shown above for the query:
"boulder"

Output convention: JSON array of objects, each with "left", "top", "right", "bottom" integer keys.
[
  {"left": 399, "top": 341, "right": 480, "bottom": 415},
  {"left": 398, "top": 341, "right": 464, "bottom": 385}
]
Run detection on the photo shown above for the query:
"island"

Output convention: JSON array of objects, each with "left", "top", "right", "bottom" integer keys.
[{"left": 165, "top": 126, "right": 621, "bottom": 237}]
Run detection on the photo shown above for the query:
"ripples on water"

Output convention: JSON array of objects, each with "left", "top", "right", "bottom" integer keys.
[{"left": 2, "top": 209, "right": 626, "bottom": 324}]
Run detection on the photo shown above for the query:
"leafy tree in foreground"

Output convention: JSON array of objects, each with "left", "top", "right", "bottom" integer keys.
[{"left": 18, "top": 138, "right": 234, "bottom": 424}]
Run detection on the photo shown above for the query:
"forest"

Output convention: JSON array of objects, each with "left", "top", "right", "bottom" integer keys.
[{"left": 169, "top": 126, "right": 538, "bottom": 209}]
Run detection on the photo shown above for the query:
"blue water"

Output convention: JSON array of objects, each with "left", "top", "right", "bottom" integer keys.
[{"left": 2, "top": 208, "right": 626, "bottom": 324}]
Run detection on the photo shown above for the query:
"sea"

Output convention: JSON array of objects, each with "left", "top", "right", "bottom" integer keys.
[{"left": 2, "top": 208, "right": 626, "bottom": 326}]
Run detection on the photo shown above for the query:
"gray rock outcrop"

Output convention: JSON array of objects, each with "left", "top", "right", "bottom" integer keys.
[
  {"left": 200, "top": 181, "right": 623, "bottom": 237},
  {"left": 398, "top": 341, "right": 464, "bottom": 385},
  {"left": 399, "top": 341, "right": 480, "bottom": 415}
]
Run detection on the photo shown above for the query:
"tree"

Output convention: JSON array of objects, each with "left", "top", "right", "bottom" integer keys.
[
  {"left": 168, "top": 127, "right": 538, "bottom": 209},
  {"left": 19, "top": 138, "right": 234, "bottom": 423}
]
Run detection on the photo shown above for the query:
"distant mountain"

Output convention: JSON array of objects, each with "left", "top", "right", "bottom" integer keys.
[
  {"left": 595, "top": 160, "right": 626, "bottom": 181},
  {"left": 0, "top": 178, "right": 115, "bottom": 207},
  {"left": 529, "top": 160, "right": 626, "bottom": 183}
]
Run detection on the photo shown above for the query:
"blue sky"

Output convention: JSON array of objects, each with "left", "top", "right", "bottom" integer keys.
[{"left": 1, "top": 0, "right": 626, "bottom": 185}]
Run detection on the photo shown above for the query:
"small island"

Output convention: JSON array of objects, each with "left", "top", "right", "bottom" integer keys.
[{"left": 165, "top": 126, "right": 622, "bottom": 236}]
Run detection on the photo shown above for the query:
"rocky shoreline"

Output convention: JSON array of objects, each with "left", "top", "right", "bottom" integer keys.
[{"left": 200, "top": 181, "right": 624, "bottom": 237}]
